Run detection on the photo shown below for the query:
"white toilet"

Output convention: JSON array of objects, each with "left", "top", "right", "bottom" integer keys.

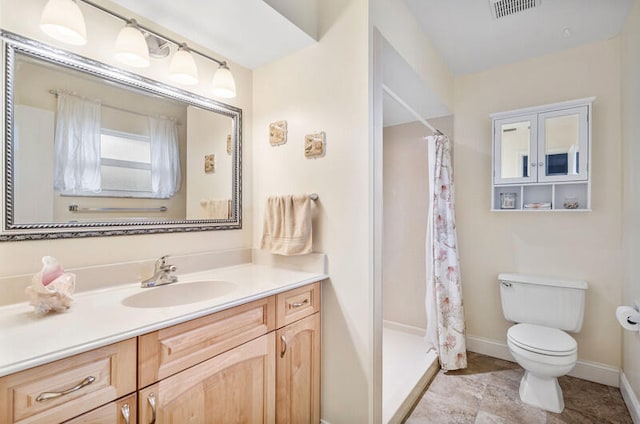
[{"left": 498, "top": 273, "right": 588, "bottom": 413}]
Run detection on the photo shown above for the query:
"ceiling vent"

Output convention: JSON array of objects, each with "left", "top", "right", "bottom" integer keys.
[{"left": 490, "top": 0, "right": 541, "bottom": 19}]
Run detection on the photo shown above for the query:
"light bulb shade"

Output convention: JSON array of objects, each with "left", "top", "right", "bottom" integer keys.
[
  {"left": 169, "top": 47, "right": 199, "bottom": 85},
  {"left": 212, "top": 65, "right": 236, "bottom": 98},
  {"left": 40, "top": 0, "right": 87, "bottom": 45},
  {"left": 114, "top": 23, "right": 150, "bottom": 68}
]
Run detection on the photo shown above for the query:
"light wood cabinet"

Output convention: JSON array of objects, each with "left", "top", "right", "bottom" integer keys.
[
  {"left": 136, "top": 281, "right": 322, "bottom": 424},
  {"left": 63, "top": 394, "right": 136, "bottom": 424},
  {"left": 1, "top": 282, "right": 322, "bottom": 424},
  {"left": 138, "top": 334, "right": 276, "bottom": 424},
  {"left": 138, "top": 296, "right": 275, "bottom": 388},
  {"left": 0, "top": 339, "right": 136, "bottom": 424},
  {"left": 276, "top": 313, "right": 321, "bottom": 424}
]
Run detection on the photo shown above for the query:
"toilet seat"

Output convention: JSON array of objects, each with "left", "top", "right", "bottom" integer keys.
[{"left": 508, "top": 323, "right": 577, "bottom": 356}]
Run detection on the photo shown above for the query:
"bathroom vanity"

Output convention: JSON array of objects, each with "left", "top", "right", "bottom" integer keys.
[{"left": 0, "top": 258, "right": 325, "bottom": 424}]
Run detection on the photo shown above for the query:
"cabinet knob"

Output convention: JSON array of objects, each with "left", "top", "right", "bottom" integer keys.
[
  {"left": 147, "top": 392, "right": 157, "bottom": 424},
  {"left": 280, "top": 335, "right": 287, "bottom": 358},
  {"left": 120, "top": 403, "right": 130, "bottom": 424},
  {"left": 35, "top": 375, "right": 95, "bottom": 402},
  {"left": 538, "top": 162, "right": 544, "bottom": 166},
  {"left": 531, "top": 163, "right": 537, "bottom": 167},
  {"left": 289, "top": 299, "right": 309, "bottom": 309}
]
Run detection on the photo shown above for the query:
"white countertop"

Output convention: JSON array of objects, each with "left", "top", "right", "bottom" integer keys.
[{"left": 0, "top": 263, "right": 327, "bottom": 377}]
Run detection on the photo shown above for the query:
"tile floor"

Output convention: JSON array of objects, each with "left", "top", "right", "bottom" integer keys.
[{"left": 405, "top": 352, "right": 633, "bottom": 424}]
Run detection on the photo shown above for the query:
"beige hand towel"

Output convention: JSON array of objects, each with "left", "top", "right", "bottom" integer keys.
[
  {"left": 260, "top": 195, "right": 312, "bottom": 255},
  {"left": 200, "top": 199, "right": 230, "bottom": 219}
]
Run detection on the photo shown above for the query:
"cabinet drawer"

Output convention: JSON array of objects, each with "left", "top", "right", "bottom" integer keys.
[
  {"left": 63, "top": 394, "right": 136, "bottom": 424},
  {"left": 0, "top": 339, "right": 136, "bottom": 424},
  {"left": 138, "top": 296, "right": 276, "bottom": 387},
  {"left": 276, "top": 283, "right": 321, "bottom": 328}
]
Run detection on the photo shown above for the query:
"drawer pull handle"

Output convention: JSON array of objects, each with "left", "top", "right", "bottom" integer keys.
[
  {"left": 148, "top": 392, "right": 157, "bottom": 424},
  {"left": 35, "top": 376, "right": 95, "bottom": 402},
  {"left": 121, "top": 403, "right": 130, "bottom": 424},
  {"left": 280, "top": 335, "right": 287, "bottom": 358},
  {"left": 289, "top": 299, "right": 309, "bottom": 309}
]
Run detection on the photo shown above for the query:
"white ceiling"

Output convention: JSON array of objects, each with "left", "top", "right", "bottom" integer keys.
[
  {"left": 404, "top": 0, "right": 634, "bottom": 76},
  {"left": 108, "top": 0, "right": 317, "bottom": 69},
  {"left": 105, "top": 0, "right": 633, "bottom": 128}
]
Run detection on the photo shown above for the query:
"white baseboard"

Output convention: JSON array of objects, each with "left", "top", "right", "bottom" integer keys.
[
  {"left": 320, "top": 420, "right": 331, "bottom": 424},
  {"left": 466, "top": 335, "right": 620, "bottom": 387},
  {"left": 621, "top": 372, "right": 640, "bottom": 424},
  {"left": 383, "top": 320, "right": 426, "bottom": 336}
]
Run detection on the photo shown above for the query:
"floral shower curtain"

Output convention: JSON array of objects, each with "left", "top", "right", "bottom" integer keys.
[{"left": 424, "top": 134, "right": 467, "bottom": 371}]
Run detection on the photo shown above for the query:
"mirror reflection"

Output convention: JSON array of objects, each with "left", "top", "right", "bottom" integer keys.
[
  {"left": 543, "top": 114, "right": 580, "bottom": 177},
  {"left": 3, "top": 33, "right": 241, "bottom": 241},
  {"left": 500, "top": 120, "right": 531, "bottom": 179}
]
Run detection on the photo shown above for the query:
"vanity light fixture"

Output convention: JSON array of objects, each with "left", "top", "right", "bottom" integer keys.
[
  {"left": 169, "top": 43, "right": 199, "bottom": 85},
  {"left": 211, "top": 62, "right": 236, "bottom": 98},
  {"left": 40, "top": 0, "right": 87, "bottom": 46},
  {"left": 38, "top": 0, "right": 237, "bottom": 98},
  {"left": 114, "top": 19, "right": 150, "bottom": 68}
]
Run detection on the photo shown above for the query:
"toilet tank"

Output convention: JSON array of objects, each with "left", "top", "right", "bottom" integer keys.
[{"left": 499, "top": 273, "right": 588, "bottom": 332}]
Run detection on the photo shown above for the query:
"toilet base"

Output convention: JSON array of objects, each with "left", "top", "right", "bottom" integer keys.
[{"left": 518, "top": 371, "right": 564, "bottom": 413}]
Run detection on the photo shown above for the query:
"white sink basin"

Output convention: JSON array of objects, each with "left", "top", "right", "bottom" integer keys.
[{"left": 122, "top": 280, "right": 237, "bottom": 308}]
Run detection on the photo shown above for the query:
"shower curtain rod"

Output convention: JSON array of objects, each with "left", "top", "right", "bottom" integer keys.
[{"left": 382, "top": 84, "right": 444, "bottom": 136}]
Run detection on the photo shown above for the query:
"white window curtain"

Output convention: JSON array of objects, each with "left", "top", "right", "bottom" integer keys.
[
  {"left": 425, "top": 134, "right": 468, "bottom": 371},
  {"left": 149, "top": 116, "right": 181, "bottom": 198},
  {"left": 53, "top": 93, "right": 102, "bottom": 192}
]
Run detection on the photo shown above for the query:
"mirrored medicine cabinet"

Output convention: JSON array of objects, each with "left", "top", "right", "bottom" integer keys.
[{"left": 491, "top": 97, "right": 595, "bottom": 211}]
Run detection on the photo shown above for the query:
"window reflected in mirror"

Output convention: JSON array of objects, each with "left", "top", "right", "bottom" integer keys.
[{"left": 543, "top": 114, "right": 580, "bottom": 177}]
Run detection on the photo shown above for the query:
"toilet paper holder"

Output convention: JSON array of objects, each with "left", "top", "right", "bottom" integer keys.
[
  {"left": 630, "top": 301, "right": 640, "bottom": 325},
  {"left": 617, "top": 303, "right": 640, "bottom": 331}
]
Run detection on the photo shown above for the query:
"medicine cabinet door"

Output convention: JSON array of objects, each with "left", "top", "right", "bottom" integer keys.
[
  {"left": 537, "top": 106, "right": 588, "bottom": 182},
  {"left": 494, "top": 114, "right": 538, "bottom": 184}
]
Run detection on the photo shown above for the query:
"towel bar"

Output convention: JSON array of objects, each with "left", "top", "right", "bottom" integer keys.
[{"left": 68, "top": 205, "right": 167, "bottom": 212}]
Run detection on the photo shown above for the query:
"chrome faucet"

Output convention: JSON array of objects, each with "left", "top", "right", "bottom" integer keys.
[{"left": 141, "top": 255, "right": 178, "bottom": 288}]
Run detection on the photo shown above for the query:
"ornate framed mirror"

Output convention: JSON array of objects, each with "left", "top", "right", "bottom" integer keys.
[{"left": 1, "top": 31, "right": 242, "bottom": 241}]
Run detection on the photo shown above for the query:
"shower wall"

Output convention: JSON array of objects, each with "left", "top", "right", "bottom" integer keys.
[{"left": 382, "top": 116, "right": 453, "bottom": 329}]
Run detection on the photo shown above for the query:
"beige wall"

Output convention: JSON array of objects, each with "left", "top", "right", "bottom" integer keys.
[
  {"left": 454, "top": 38, "right": 623, "bottom": 368},
  {"left": 185, "top": 106, "right": 233, "bottom": 219},
  {"left": 0, "top": 0, "right": 253, "bottom": 276},
  {"left": 621, "top": 0, "right": 640, "bottom": 404},
  {"left": 382, "top": 116, "right": 452, "bottom": 329},
  {"left": 252, "top": 0, "right": 371, "bottom": 421}
]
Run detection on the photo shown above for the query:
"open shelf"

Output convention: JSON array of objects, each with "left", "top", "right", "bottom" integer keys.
[{"left": 492, "top": 182, "right": 589, "bottom": 211}]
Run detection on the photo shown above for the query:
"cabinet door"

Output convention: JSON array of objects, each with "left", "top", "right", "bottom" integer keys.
[
  {"left": 494, "top": 114, "right": 538, "bottom": 184},
  {"left": 63, "top": 394, "right": 136, "bottom": 424},
  {"left": 276, "top": 313, "right": 321, "bottom": 424},
  {"left": 537, "top": 106, "right": 588, "bottom": 182},
  {"left": 139, "top": 333, "right": 275, "bottom": 424}
]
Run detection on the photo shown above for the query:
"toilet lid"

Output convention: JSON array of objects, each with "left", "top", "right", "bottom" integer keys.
[{"left": 508, "top": 323, "right": 577, "bottom": 356}]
